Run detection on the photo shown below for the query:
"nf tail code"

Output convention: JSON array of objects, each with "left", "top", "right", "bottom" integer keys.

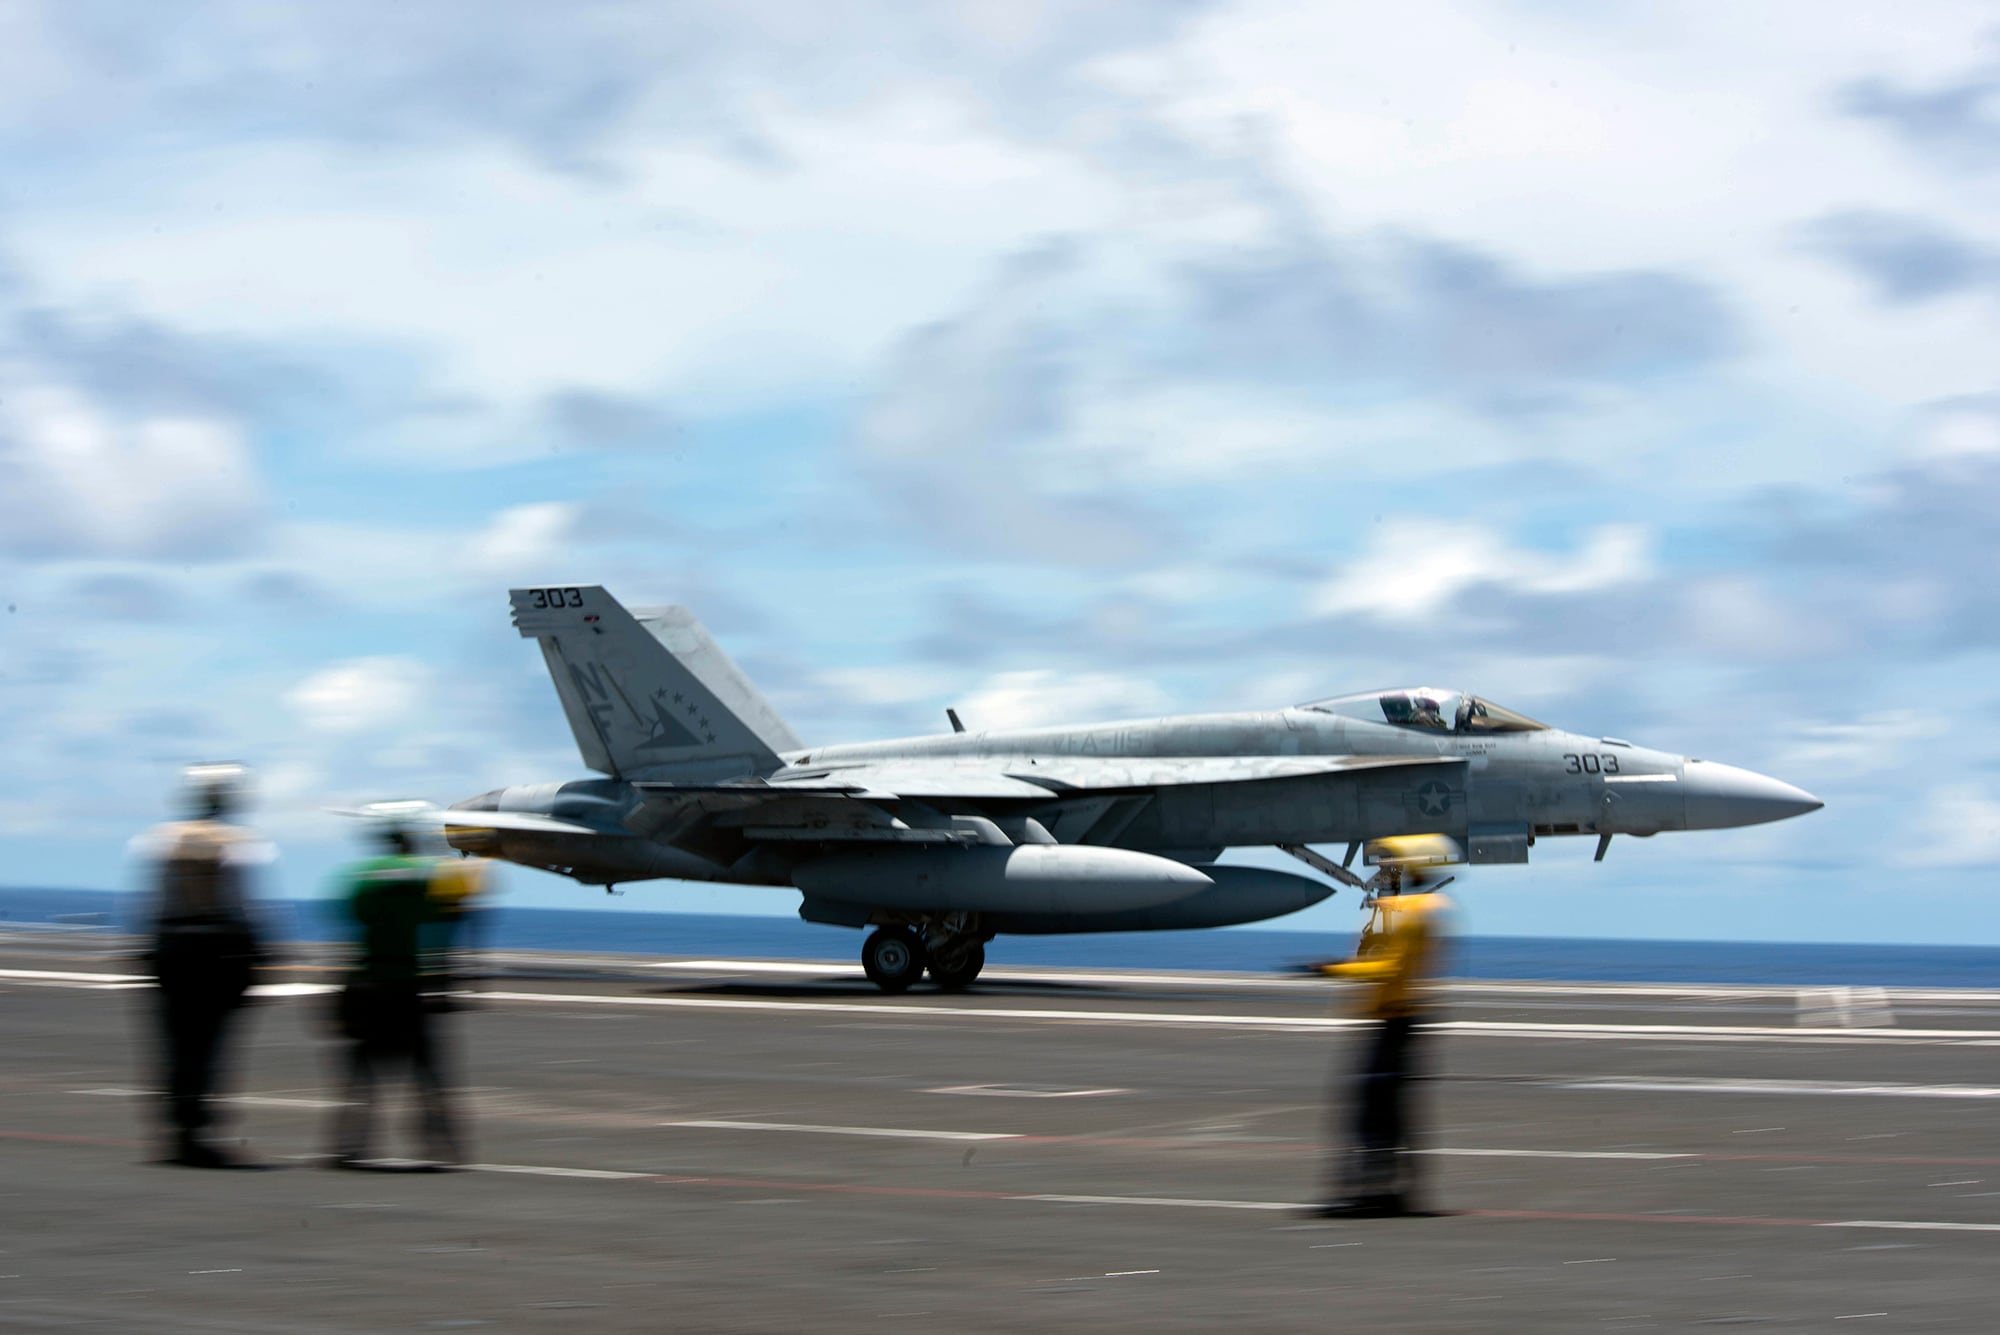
[{"left": 509, "top": 586, "right": 801, "bottom": 781}]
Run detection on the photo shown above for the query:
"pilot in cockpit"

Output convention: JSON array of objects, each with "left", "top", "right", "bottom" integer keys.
[{"left": 1408, "top": 695, "right": 1446, "bottom": 730}]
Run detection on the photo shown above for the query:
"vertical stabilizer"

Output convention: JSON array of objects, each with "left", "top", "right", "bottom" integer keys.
[{"left": 509, "top": 585, "right": 800, "bottom": 779}]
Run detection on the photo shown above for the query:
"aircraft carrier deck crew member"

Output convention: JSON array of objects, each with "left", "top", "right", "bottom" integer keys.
[
  {"left": 1312, "top": 842, "right": 1453, "bottom": 1218},
  {"left": 420, "top": 854, "right": 490, "bottom": 1006},
  {"left": 328, "top": 815, "right": 463, "bottom": 1170},
  {"left": 135, "top": 763, "right": 272, "bottom": 1169}
]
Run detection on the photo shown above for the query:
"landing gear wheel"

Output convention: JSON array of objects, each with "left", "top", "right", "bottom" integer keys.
[
  {"left": 862, "top": 927, "right": 927, "bottom": 994},
  {"left": 926, "top": 943, "right": 986, "bottom": 992}
]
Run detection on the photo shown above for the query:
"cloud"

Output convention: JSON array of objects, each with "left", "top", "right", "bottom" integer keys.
[
  {"left": 847, "top": 217, "right": 1734, "bottom": 566},
  {"left": 285, "top": 656, "right": 431, "bottom": 734},
  {"left": 1307, "top": 521, "right": 1654, "bottom": 624},
  {"left": 1797, "top": 210, "right": 1997, "bottom": 304},
  {"left": 1672, "top": 575, "right": 1849, "bottom": 663},
  {"left": 1840, "top": 49, "right": 2000, "bottom": 172},
  {"left": 851, "top": 242, "right": 1176, "bottom": 568},
  {"left": 1909, "top": 394, "right": 2000, "bottom": 462},
  {"left": 0, "top": 371, "right": 267, "bottom": 560},
  {"left": 1902, "top": 784, "right": 2000, "bottom": 866},
  {"left": 1178, "top": 232, "right": 1736, "bottom": 410},
  {"left": 1765, "top": 450, "right": 2000, "bottom": 653},
  {"left": 462, "top": 502, "right": 584, "bottom": 582},
  {"left": 0, "top": 1, "right": 1214, "bottom": 172},
  {"left": 1777, "top": 710, "right": 1945, "bottom": 781},
  {"left": 541, "top": 389, "right": 678, "bottom": 450},
  {"left": 956, "top": 668, "right": 1171, "bottom": 731},
  {"left": 68, "top": 572, "right": 183, "bottom": 623}
]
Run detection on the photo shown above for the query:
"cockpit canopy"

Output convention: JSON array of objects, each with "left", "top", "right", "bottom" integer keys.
[{"left": 1300, "top": 688, "right": 1549, "bottom": 735}]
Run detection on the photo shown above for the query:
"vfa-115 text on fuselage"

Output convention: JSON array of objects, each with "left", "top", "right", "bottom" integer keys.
[{"left": 435, "top": 586, "right": 1821, "bottom": 992}]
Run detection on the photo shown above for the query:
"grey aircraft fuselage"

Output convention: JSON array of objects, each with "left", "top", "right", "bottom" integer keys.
[
  {"left": 438, "top": 586, "right": 1820, "bottom": 988},
  {"left": 461, "top": 707, "right": 1810, "bottom": 888}
]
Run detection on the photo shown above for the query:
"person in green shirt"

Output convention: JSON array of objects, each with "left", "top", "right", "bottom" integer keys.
[{"left": 327, "top": 816, "right": 463, "bottom": 1169}]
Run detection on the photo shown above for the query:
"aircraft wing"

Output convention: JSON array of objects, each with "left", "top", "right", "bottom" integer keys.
[
  {"left": 628, "top": 754, "right": 1461, "bottom": 848},
  {"left": 986, "top": 753, "right": 1457, "bottom": 791},
  {"left": 636, "top": 753, "right": 1452, "bottom": 801}
]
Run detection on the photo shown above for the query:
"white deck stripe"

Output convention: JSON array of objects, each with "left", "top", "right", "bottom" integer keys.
[
  {"left": 1822, "top": 1220, "right": 2000, "bottom": 1233},
  {"left": 472, "top": 990, "right": 2000, "bottom": 1045},
  {"left": 1417, "top": 1148, "right": 1693, "bottom": 1160},
  {"left": 74, "top": 1087, "right": 345, "bottom": 1109},
  {"left": 571, "top": 958, "right": 2000, "bottom": 1004},
  {"left": 1021, "top": 1194, "right": 1300, "bottom": 1211},
  {"left": 246, "top": 1161, "right": 2000, "bottom": 1229},
  {"left": 247, "top": 982, "right": 340, "bottom": 998},
  {"left": 1565, "top": 1078, "right": 2000, "bottom": 1099},
  {"left": 469, "top": 1163, "right": 656, "bottom": 1180},
  {"left": 20, "top": 967, "right": 2000, "bottom": 1045},
  {"left": 19, "top": 960, "right": 2000, "bottom": 1006},
  {"left": 663, "top": 1119, "right": 1019, "bottom": 1142}
]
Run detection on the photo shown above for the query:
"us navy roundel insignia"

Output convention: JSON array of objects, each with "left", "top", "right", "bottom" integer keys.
[{"left": 1416, "top": 780, "right": 1453, "bottom": 817}]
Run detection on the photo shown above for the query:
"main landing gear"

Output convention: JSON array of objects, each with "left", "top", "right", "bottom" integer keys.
[
  {"left": 861, "top": 927, "right": 926, "bottom": 993},
  {"left": 859, "top": 915, "right": 990, "bottom": 993},
  {"left": 925, "top": 940, "right": 985, "bottom": 992}
]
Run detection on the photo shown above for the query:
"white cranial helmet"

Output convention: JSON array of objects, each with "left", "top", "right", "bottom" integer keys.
[{"left": 181, "top": 762, "right": 252, "bottom": 820}]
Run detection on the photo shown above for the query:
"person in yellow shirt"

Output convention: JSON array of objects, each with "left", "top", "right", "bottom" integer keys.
[
  {"left": 420, "top": 854, "right": 491, "bottom": 1006},
  {"left": 1311, "top": 841, "right": 1455, "bottom": 1218}
]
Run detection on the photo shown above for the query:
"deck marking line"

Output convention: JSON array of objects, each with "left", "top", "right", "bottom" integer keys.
[
  {"left": 1564, "top": 1078, "right": 2000, "bottom": 1099},
  {"left": 1417, "top": 1148, "right": 1693, "bottom": 1160},
  {"left": 72, "top": 1087, "right": 343, "bottom": 1110},
  {"left": 469, "top": 990, "right": 2000, "bottom": 1044},
  {"left": 1821, "top": 1220, "right": 2000, "bottom": 1233},
  {"left": 9, "top": 1130, "right": 1994, "bottom": 1231},
  {"left": 477, "top": 990, "right": 1359, "bottom": 1029},
  {"left": 247, "top": 983, "right": 339, "bottom": 998},
  {"left": 664, "top": 1119, "right": 1019, "bottom": 1142},
  {"left": 928, "top": 1084, "right": 1128, "bottom": 1099},
  {"left": 469, "top": 1163, "right": 655, "bottom": 1180},
  {"left": 0, "top": 968, "right": 149, "bottom": 984},
  {"left": 0, "top": 1128, "right": 141, "bottom": 1149},
  {"left": 1022, "top": 1193, "right": 1300, "bottom": 1211}
]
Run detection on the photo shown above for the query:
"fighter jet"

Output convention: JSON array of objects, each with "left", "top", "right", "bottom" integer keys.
[{"left": 434, "top": 585, "right": 1821, "bottom": 992}]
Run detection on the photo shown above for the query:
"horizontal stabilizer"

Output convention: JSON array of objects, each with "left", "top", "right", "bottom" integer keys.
[{"left": 330, "top": 804, "right": 608, "bottom": 836}]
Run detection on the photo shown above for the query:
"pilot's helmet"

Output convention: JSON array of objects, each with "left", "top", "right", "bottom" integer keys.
[{"left": 181, "top": 763, "right": 251, "bottom": 820}]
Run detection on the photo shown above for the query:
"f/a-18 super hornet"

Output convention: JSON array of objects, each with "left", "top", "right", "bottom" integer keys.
[{"left": 434, "top": 585, "right": 1822, "bottom": 992}]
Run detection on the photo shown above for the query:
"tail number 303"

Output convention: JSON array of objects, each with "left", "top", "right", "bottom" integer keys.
[
  {"left": 528, "top": 587, "right": 584, "bottom": 608},
  {"left": 1563, "top": 753, "right": 1621, "bottom": 774}
]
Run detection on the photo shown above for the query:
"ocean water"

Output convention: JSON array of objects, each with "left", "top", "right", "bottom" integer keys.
[{"left": 9, "top": 886, "right": 1999, "bottom": 988}]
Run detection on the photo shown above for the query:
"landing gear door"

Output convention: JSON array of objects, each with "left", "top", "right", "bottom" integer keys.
[{"left": 1467, "top": 821, "right": 1532, "bottom": 865}]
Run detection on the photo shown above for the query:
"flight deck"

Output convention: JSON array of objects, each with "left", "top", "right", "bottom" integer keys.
[{"left": 3, "top": 932, "right": 1996, "bottom": 1332}]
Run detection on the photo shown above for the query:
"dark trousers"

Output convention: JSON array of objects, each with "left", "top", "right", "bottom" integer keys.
[
  {"left": 1333, "top": 1013, "right": 1425, "bottom": 1204},
  {"left": 152, "top": 949, "right": 250, "bottom": 1145},
  {"left": 331, "top": 981, "right": 460, "bottom": 1162}
]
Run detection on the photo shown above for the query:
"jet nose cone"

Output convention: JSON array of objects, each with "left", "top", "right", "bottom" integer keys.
[{"left": 1682, "top": 760, "right": 1824, "bottom": 830}]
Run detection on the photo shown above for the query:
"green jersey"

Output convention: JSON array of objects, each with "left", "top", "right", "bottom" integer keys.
[{"left": 341, "top": 855, "right": 441, "bottom": 983}]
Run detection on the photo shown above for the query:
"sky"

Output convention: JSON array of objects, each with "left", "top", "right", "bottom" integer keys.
[{"left": 4, "top": 1, "right": 2000, "bottom": 942}]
